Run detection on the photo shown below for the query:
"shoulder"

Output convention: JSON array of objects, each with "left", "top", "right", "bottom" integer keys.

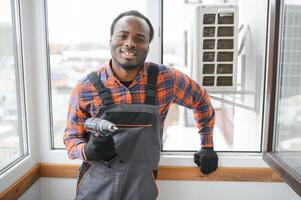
[
  {"left": 146, "top": 62, "right": 192, "bottom": 83},
  {"left": 72, "top": 65, "right": 107, "bottom": 101},
  {"left": 70, "top": 75, "right": 93, "bottom": 102},
  {"left": 77, "top": 64, "right": 108, "bottom": 87},
  {"left": 146, "top": 63, "right": 175, "bottom": 88},
  {"left": 153, "top": 63, "right": 190, "bottom": 81},
  {"left": 155, "top": 64, "right": 196, "bottom": 87},
  {"left": 146, "top": 62, "right": 175, "bottom": 77}
]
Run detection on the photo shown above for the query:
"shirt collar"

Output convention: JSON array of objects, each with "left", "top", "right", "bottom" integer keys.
[{"left": 103, "top": 59, "right": 149, "bottom": 88}]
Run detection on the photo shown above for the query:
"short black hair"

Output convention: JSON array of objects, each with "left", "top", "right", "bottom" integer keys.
[{"left": 110, "top": 10, "right": 154, "bottom": 42}]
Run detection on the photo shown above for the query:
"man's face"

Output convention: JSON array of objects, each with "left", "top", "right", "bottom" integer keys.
[{"left": 110, "top": 16, "right": 150, "bottom": 71}]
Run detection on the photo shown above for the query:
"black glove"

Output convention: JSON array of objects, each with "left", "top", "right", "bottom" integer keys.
[
  {"left": 84, "top": 134, "right": 117, "bottom": 161},
  {"left": 194, "top": 148, "right": 218, "bottom": 175}
]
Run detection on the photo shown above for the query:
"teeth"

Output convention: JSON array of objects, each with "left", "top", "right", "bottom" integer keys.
[
  {"left": 123, "top": 52, "right": 135, "bottom": 56},
  {"left": 121, "top": 49, "right": 137, "bottom": 56}
]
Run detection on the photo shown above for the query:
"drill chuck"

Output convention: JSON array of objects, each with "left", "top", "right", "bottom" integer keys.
[{"left": 84, "top": 118, "right": 118, "bottom": 136}]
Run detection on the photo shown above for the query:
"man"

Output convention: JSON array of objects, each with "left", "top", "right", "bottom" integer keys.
[{"left": 64, "top": 10, "right": 218, "bottom": 200}]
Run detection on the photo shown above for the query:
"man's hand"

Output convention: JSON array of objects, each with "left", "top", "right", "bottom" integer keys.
[
  {"left": 84, "top": 134, "right": 117, "bottom": 161},
  {"left": 194, "top": 148, "right": 218, "bottom": 175}
]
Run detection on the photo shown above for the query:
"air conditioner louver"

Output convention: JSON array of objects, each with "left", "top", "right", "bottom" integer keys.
[{"left": 194, "top": 5, "right": 238, "bottom": 91}]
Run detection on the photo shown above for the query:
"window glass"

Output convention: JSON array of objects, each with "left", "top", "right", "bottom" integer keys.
[
  {"left": 163, "top": 0, "right": 267, "bottom": 151},
  {"left": 274, "top": 0, "right": 301, "bottom": 172},
  {"left": 47, "top": 0, "right": 146, "bottom": 148},
  {"left": 0, "top": 0, "right": 27, "bottom": 172}
]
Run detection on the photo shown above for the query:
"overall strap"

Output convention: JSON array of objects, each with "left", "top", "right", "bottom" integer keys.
[
  {"left": 145, "top": 62, "right": 159, "bottom": 105},
  {"left": 87, "top": 72, "right": 114, "bottom": 106}
]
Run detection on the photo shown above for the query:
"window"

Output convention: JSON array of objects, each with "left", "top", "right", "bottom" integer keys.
[
  {"left": 0, "top": 0, "right": 28, "bottom": 173},
  {"left": 47, "top": 0, "right": 269, "bottom": 152},
  {"left": 46, "top": 0, "right": 146, "bottom": 148},
  {"left": 264, "top": 0, "right": 301, "bottom": 196},
  {"left": 162, "top": 0, "right": 268, "bottom": 151}
]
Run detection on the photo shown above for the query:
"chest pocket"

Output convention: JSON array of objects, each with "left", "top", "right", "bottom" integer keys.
[
  {"left": 105, "top": 111, "right": 154, "bottom": 127},
  {"left": 104, "top": 111, "right": 157, "bottom": 165}
]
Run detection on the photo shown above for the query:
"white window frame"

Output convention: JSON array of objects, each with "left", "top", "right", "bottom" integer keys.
[
  {"left": 0, "top": 0, "right": 38, "bottom": 193},
  {"left": 3, "top": 0, "right": 268, "bottom": 169},
  {"left": 29, "top": 0, "right": 80, "bottom": 164}
]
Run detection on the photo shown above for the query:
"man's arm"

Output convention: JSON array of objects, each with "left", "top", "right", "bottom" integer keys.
[
  {"left": 171, "top": 68, "right": 218, "bottom": 174},
  {"left": 63, "top": 80, "right": 117, "bottom": 162},
  {"left": 172, "top": 68, "right": 215, "bottom": 147},
  {"left": 64, "top": 84, "right": 90, "bottom": 160}
]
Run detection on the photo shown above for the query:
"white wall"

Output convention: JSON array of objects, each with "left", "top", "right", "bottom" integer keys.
[
  {"left": 158, "top": 180, "right": 301, "bottom": 200},
  {"left": 19, "top": 178, "right": 301, "bottom": 200},
  {"left": 18, "top": 179, "right": 41, "bottom": 200}
]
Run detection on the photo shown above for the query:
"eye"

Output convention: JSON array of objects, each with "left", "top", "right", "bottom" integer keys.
[
  {"left": 115, "top": 33, "right": 127, "bottom": 40},
  {"left": 135, "top": 36, "right": 146, "bottom": 43}
]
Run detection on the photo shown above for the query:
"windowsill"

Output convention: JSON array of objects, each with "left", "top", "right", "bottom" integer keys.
[
  {"left": 160, "top": 152, "right": 268, "bottom": 167},
  {"left": 43, "top": 149, "right": 268, "bottom": 168},
  {"left": 0, "top": 155, "right": 37, "bottom": 193},
  {"left": 41, "top": 149, "right": 268, "bottom": 167}
]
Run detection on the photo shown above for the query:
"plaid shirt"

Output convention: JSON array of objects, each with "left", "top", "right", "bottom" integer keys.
[{"left": 64, "top": 61, "right": 215, "bottom": 160}]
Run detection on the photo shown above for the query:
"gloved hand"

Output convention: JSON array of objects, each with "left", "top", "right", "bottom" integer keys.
[
  {"left": 194, "top": 148, "right": 218, "bottom": 175},
  {"left": 84, "top": 134, "right": 117, "bottom": 161}
]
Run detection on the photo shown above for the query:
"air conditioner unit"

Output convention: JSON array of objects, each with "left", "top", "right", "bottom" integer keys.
[{"left": 191, "top": 5, "right": 239, "bottom": 91}]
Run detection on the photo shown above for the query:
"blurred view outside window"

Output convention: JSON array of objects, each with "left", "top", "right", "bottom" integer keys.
[
  {"left": 162, "top": 0, "right": 267, "bottom": 151},
  {"left": 47, "top": 0, "right": 146, "bottom": 148},
  {"left": 0, "top": 0, "right": 28, "bottom": 172},
  {"left": 274, "top": 1, "right": 301, "bottom": 171}
]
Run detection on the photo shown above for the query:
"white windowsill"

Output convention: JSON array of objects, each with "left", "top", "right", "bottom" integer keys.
[
  {"left": 40, "top": 149, "right": 268, "bottom": 168},
  {"left": 159, "top": 152, "right": 268, "bottom": 167}
]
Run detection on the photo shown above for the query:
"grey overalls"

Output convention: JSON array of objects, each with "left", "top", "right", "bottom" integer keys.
[{"left": 76, "top": 63, "right": 161, "bottom": 200}]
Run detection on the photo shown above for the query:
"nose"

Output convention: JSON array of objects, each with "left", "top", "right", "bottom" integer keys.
[{"left": 124, "top": 36, "right": 136, "bottom": 48}]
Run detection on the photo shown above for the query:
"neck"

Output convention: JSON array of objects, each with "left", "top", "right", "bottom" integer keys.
[{"left": 111, "top": 61, "right": 143, "bottom": 82}]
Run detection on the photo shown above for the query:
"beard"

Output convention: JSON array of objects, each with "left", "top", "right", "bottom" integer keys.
[{"left": 118, "top": 62, "right": 143, "bottom": 70}]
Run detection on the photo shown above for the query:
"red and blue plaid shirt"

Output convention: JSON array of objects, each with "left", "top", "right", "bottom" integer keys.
[{"left": 64, "top": 61, "right": 215, "bottom": 160}]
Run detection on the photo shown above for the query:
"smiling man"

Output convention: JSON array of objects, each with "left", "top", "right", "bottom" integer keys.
[
  {"left": 64, "top": 10, "right": 218, "bottom": 200},
  {"left": 110, "top": 15, "right": 150, "bottom": 74}
]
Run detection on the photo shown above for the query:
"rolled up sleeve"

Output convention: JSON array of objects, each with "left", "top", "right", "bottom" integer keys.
[{"left": 64, "top": 84, "right": 90, "bottom": 160}]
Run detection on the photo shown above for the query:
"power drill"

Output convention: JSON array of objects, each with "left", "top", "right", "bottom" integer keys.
[{"left": 84, "top": 118, "right": 118, "bottom": 137}]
